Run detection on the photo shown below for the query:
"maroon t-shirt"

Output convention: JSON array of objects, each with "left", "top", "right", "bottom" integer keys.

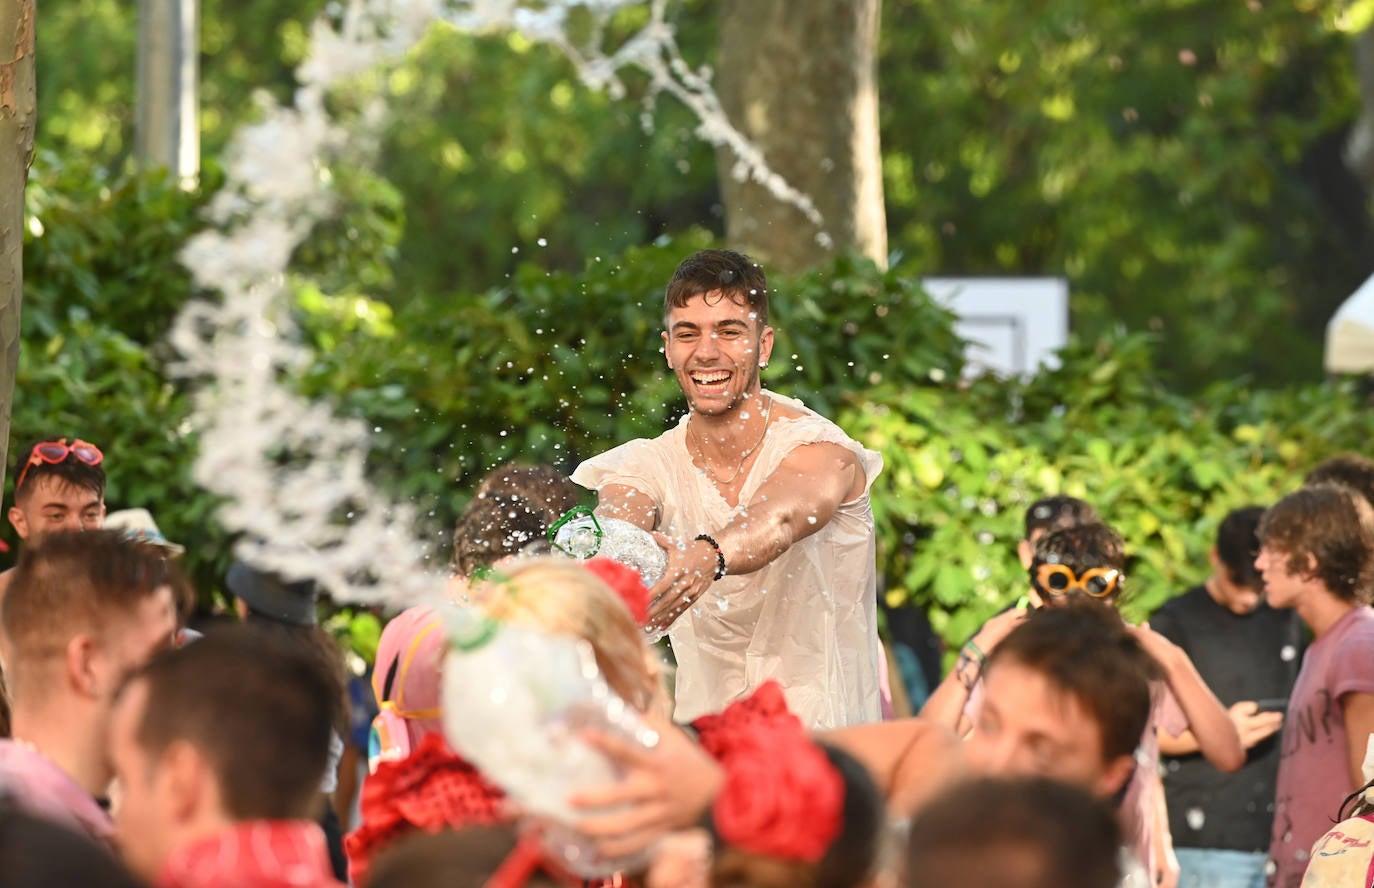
[{"left": 1269, "top": 606, "right": 1374, "bottom": 888}]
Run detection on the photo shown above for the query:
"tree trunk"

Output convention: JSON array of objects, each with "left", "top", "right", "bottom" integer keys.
[
  {"left": 0, "top": 0, "right": 34, "bottom": 492},
  {"left": 715, "top": 0, "right": 887, "bottom": 273}
]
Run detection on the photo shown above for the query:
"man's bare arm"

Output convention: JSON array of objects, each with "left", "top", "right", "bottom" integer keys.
[
  {"left": 714, "top": 442, "right": 862, "bottom": 576},
  {"left": 595, "top": 483, "right": 661, "bottom": 532}
]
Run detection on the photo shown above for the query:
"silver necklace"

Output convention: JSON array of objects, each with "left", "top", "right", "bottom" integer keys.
[{"left": 689, "top": 396, "right": 773, "bottom": 486}]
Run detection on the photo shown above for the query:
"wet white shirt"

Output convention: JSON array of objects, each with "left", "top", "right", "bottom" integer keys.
[{"left": 572, "top": 390, "right": 883, "bottom": 729}]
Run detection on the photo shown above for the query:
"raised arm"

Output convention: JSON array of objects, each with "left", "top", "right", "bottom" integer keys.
[
  {"left": 645, "top": 442, "right": 862, "bottom": 629},
  {"left": 1132, "top": 622, "right": 1244, "bottom": 773}
]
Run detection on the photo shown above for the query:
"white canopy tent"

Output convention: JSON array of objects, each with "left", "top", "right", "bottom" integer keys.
[{"left": 1326, "top": 272, "right": 1374, "bottom": 373}]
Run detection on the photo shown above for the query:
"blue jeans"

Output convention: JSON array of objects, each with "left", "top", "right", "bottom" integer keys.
[{"left": 1174, "top": 848, "right": 1269, "bottom": 888}]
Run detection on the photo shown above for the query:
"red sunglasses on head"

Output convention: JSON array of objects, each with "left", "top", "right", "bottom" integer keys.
[{"left": 15, "top": 439, "right": 104, "bottom": 492}]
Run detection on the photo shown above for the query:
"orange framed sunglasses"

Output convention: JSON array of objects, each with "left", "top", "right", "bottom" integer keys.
[
  {"left": 15, "top": 438, "right": 103, "bottom": 492},
  {"left": 1035, "top": 563, "right": 1122, "bottom": 599}
]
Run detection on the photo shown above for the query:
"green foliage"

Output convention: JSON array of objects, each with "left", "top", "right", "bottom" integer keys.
[
  {"left": 14, "top": 156, "right": 235, "bottom": 601},
  {"left": 879, "top": 0, "right": 1369, "bottom": 389},
  {"left": 840, "top": 330, "right": 1374, "bottom": 649}
]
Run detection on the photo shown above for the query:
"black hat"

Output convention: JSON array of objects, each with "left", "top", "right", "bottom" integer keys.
[{"left": 226, "top": 561, "right": 318, "bottom": 627}]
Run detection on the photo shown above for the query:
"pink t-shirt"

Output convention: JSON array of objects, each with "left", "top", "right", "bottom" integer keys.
[
  {"left": 1121, "top": 684, "right": 1188, "bottom": 881},
  {"left": 1269, "top": 606, "right": 1374, "bottom": 888},
  {"left": 0, "top": 739, "right": 113, "bottom": 844}
]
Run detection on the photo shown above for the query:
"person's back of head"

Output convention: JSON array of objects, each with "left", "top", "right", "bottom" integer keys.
[
  {"left": 1028, "top": 523, "right": 1127, "bottom": 606},
  {"left": 905, "top": 776, "right": 1121, "bottom": 888},
  {"left": 472, "top": 462, "right": 580, "bottom": 527},
  {"left": 1214, "top": 505, "right": 1265, "bottom": 589},
  {"left": 1260, "top": 482, "right": 1374, "bottom": 604},
  {"left": 1306, "top": 453, "right": 1374, "bottom": 508},
  {"left": 110, "top": 624, "right": 335, "bottom": 881},
  {"left": 0, "top": 802, "right": 144, "bottom": 888},
  {"left": 3, "top": 529, "right": 180, "bottom": 706},
  {"left": 1023, "top": 495, "right": 1099, "bottom": 542},
  {"left": 366, "top": 826, "right": 560, "bottom": 888},
  {"left": 120, "top": 623, "right": 334, "bottom": 820},
  {"left": 8, "top": 436, "right": 106, "bottom": 540},
  {"left": 1018, "top": 496, "right": 1099, "bottom": 567},
  {"left": 472, "top": 556, "right": 662, "bottom": 714},
  {"left": 452, "top": 462, "right": 579, "bottom": 576}
]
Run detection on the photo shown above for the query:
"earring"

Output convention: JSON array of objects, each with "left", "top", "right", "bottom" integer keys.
[{"left": 759, "top": 361, "right": 768, "bottom": 369}]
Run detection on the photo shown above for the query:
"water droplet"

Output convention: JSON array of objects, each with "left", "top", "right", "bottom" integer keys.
[
  {"left": 1186, "top": 808, "right": 1205, "bottom": 830},
  {"left": 537, "top": 238, "right": 548, "bottom": 247}
]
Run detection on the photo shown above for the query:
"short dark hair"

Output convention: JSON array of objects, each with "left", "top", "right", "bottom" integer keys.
[
  {"left": 1306, "top": 453, "right": 1374, "bottom": 507},
  {"left": 1023, "top": 496, "right": 1099, "bottom": 540},
  {"left": 1259, "top": 483, "right": 1374, "bottom": 604},
  {"left": 1214, "top": 506, "right": 1265, "bottom": 590},
  {"left": 663, "top": 249, "right": 769, "bottom": 327},
  {"left": 0, "top": 803, "right": 144, "bottom": 888},
  {"left": 985, "top": 600, "right": 1158, "bottom": 765},
  {"left": 367, "top": 827, "right": 560, "bottom": 888},
  {"left": 11, "top": 436, "right": 106, "bottom": 502},
  {"left": 1029, "top": 523, "right": 1127, "bottom": 602},
  {"left": 906, "top": 776, "right": 1121, "bottom": 888},
  {"left": 121, "top": 624, "right": 334, "bottom": 821},
  {"left": 452, "top": 463, "right": 580, "bottom": 575},
  {"left": 3, "top": 531, "right": 179, "bottom": 686}
]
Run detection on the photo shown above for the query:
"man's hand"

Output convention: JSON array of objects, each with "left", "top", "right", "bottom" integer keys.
[
  {"left": 645, "top": 534, "right": 718, "bottom": 636},
  {"left": 1228, "top": 701, "right": 1283, "bottom": 750},
  {"left": 567, "top": 715, "right": 726, "bottom": 861}
]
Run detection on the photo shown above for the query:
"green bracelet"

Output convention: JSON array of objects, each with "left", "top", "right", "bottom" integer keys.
[{"left": 962, "top": 640, "right": 985, "bottom": 663}]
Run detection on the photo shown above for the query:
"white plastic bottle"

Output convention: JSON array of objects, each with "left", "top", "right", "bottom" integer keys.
[{"left": 440, "top": 608, "right": 660, "bottom": 878}]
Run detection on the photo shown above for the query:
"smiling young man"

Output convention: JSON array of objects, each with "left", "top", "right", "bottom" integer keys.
[
  {"left": 572, "top": 249, "right": 884, "bottom": 728},
  {"left": 0, "top": 437, "right": 107, "bottom": 604},
  {"left": 1255, "top": 483, "right": 1374, "bottom": 888}
]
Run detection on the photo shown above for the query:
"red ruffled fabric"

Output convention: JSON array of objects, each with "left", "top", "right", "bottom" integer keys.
[
  {"left": 344, "top": 732, "right": 507, "bottom": 886},
  {"left": 691, "top": 682, "right": 843, "bottom": 865}
]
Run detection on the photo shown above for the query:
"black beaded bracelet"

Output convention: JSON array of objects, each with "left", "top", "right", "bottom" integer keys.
[{"left": 695, "top": 533, "right": 727, "bottom": 580}]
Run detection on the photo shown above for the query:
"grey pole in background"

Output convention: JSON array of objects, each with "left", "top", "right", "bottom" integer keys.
[{"left": 136, "top": 0, "right": 199, "bottom": 182}]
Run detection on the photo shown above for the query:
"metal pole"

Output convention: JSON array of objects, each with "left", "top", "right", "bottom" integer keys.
[{"left": 136, "top": 0, "right": 199, "bottom": 183}]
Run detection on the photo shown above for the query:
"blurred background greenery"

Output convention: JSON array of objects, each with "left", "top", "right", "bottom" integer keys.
[{"left": 14, "top": 0, "right": 1374, "bottom": 655}]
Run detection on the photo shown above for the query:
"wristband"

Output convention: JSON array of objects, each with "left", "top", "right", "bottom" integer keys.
[
  {"left": 695, "top": 534, "right": 727, "bottom": 580},
  {"left": 962, "top": 640, "right": 985, "bottom": 663}
]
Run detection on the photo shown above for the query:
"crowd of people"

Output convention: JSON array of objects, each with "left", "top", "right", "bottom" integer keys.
[{"left": 0, "top": 249, "right": 1371, "bottom": 888}]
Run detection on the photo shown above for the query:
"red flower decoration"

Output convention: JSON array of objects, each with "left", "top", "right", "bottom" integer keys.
[
  {"left": 692, "top": 682, "right": 843, "bottom": 864},
  {"left": 692, "top": 681, "right": 800, "bottom": 757},
  {"left": 345, "top": 733, "right": 507, "bottom": 886},
  {"left": 584, "top": 557, "right": 649, "bottom": 626}
]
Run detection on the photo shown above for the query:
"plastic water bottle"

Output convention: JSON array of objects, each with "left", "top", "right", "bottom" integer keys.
[
  {"left": 440, "top": 608, "right": 660, "bottom": 878},
  {"left": 551, "top": 508, "right": 667, "bottom": 588}
]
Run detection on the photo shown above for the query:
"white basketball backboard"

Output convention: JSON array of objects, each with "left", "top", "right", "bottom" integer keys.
[{"left": 921, "top": 277, "right": 1070, "bottom": 377}]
